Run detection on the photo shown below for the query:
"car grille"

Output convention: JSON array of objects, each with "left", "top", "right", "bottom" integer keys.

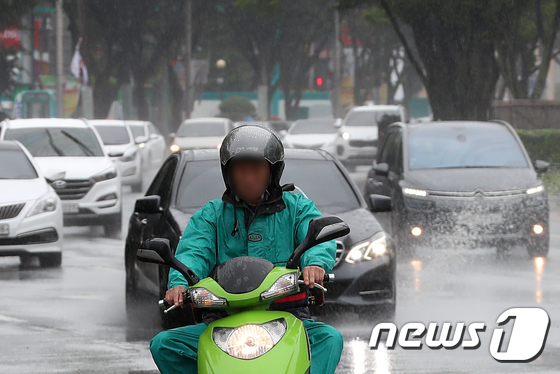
[
  {"left": 51, "top": 179, "right": 93, "bottom": 200},
  {"left": 349, "top": 140, "right": 377, "bottom": 148},
  {"left": 0, "top": 203, "right": 25, "bottom": 220},
  {"left": 334, "top": 241, "right": 345, "bottom": 267}
]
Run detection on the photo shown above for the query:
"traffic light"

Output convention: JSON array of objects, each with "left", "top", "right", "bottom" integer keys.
[{"left": 315, "top": 77, "right": 323, "bottom": 87}]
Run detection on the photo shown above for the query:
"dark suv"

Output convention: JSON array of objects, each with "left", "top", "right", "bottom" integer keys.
[
  {"left": 364, "top": 121, "right": 549, "bottom": 257},
  {"left": 126, "top": 149, "right": 396, "bottom": 328}
]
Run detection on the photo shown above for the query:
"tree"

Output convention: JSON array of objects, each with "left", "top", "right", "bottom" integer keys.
[
  {"left": 496, "top": 0, "right": 560, "bottom": 99},
  {"left": 339, "top": 0, "right": 535, "bottom": 121},
  {"left": 65, "top": 0, "right": 193, "bottom": 119},
  {"left": 343, "top": 6, "right": 422, "bottom": 106}
]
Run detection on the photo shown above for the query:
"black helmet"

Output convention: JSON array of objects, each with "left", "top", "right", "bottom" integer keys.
[{"left": 219, "top": 125, "right": 284, "bottom": 196}]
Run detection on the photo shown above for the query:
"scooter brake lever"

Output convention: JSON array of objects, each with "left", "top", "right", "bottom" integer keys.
[{"left": 297, "top": 279, "right": 327, "bottom": 292}]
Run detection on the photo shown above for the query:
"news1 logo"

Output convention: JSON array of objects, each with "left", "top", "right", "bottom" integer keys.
[{"left": 368, "top": 307, "right": 550, "bottom": 362}]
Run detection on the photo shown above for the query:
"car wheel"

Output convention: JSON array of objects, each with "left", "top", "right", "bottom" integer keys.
[
  {"left": 38, "top": 252, "right": 62, "bottom": 268},
  {"left": 103, "top": 212, "right": 122, "bottom": 239}
]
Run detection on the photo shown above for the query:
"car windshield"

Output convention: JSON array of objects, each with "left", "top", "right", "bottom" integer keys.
[
  {"left": 175, "top": 159, "right": 359, "bottom": 213},
  {"left": 289, "top": 119, "right": 337, "bottom": 134},
  {"left": 94, "top": 125, "right": 131, "bottom": 145},
  {"left": 345, "top": 110, "right": 401, "bottom": 126},
  {"left": 4, "top": 127, "right": 104, "bottom": 157},
  {"left": 128, "top": 124, "right": 145, "bottom": 138},
  {"left": 408, "top": 124, "right": 529, "bottom": 170},
  {"left": 177, "top": 122, "right": 226, "bottom": 137},
  {"left": 0, "top": 149, "right": 38, "bottom": 179}
]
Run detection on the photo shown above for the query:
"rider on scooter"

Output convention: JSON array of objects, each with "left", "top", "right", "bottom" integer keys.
[{"left": 150, "top": 124, "right": 343, "bottom": 373}]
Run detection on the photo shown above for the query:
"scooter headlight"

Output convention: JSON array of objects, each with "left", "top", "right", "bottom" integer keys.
[
  {"left": 189, "top": 287, "right": 228, "bottom": 307},
  {"left": 213, "top": 318, "right": 287, "bottom": 360},
  {"left": 260, "top": 272, "right": 298, "bottom": 301}
]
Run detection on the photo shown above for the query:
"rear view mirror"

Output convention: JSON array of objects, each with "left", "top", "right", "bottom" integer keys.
[
  {"left": 108, "top": 151, "right": 124, "bottom": 158},
  {"left": 334, "top": 118, "right": 342, "bottom": 128},
  {"left": 534, "top": 160, "right": 549, "bottom": 174},
  {"left": 137, "top": 238, "right": 200, "bottom": 285},
  {"left": 135, "top": 136, "right": 149, "bottom": 144},
  {"left": 134, "top": 195, "right": 162, "bottom": 214},
  {"left": 286, "top": 216, "right": 350, "bottom": 269},
  {"left": 373, "top": 163, "right": 389, "bottom": 176},
  {"left": 369, "top": 194, "right": 392, "bottom": 213}
]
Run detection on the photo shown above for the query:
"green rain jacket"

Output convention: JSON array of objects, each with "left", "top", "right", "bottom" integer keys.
[{"left": 168, "top": 191, "right": 336, "bottom": 291}]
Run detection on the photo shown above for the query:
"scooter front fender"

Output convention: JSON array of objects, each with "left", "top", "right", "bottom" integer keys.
[{"left": 198, "top": 310, "right": 310, "bottom": 374}]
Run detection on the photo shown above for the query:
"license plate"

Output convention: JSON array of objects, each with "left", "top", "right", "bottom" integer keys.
[
  {"left": 0, "top": 223, "right": 8, "bottom": 236},
  {"left": 62, "top": 204, "right": 79, "bottom": 214},
  {"left": 456, "top": 212, "right": 503, "bottom": 227}
]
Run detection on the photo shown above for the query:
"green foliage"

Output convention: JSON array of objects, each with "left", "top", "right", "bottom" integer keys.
[
  {"left": 516, "top": 129, "right": 560, "bottom": 165},
  {"left": 516, "top": 129, "right": 560, "bottom": 194},
  {"left": 218, "top": 96, "right": 256, "bottom": 121}
]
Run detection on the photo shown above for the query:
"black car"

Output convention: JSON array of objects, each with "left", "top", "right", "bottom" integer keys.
[
  {"left": 364, "top": 120, "right": 549, "bottom": 257},
  {"left": 125, "top": 148, "right": 395, "bottom": 328}
]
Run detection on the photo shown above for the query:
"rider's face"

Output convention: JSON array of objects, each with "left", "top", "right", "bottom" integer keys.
[{"left": 230, "top": 159, "right": 270, "bottom": 203}]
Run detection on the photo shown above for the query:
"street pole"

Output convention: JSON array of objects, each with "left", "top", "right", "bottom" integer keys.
[
  {"left": 333, "top": 8, "right": 342, "bottom": 119},
  {"left": 184, "top": 0, "right": 192, "bottom": 119},
  {"left": 56, "top": 0, "right": 64, "bottom": 117}
]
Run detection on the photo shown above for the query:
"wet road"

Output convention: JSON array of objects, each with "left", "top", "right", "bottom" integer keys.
[{"left": 0, "top": 167, "right": 559, "bottom": 373}]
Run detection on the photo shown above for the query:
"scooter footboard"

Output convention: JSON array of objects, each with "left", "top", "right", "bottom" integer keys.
[{"left": 198, "top": 310, "right": 310, "bottom": 374}]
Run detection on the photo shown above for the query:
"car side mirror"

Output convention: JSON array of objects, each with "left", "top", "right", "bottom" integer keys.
[
  {"left": 369, "top": 194, "right": 392, "bottom": 213},
  {"left": 108, "top": 151, "right": 124, "bottom": 158},
  {"left": 286, "top": 216, "right": 350, "bottom": 269},
  {"left": 149, "top": 133, "right": 159, "bottom": 139},
  {"left": 136, "top": 238, "right": 200, "bottom": 286},
  {"left": 168, "top": 133, "right": 176, "bottom": 139},
  {"left": 134, "top": 195, "right": 162, "bottom": 214},
  {"left": 373, "top": 163, "right": 389, "bottom": 176},
  {"left": 334, "top": 118, "right": 342, "bottom": 128},
  {"left": 534, "top": 160, "right": 549, "bottom": 174},
  {"left": 135, "top": 136, "right": 149, "bottom": 144}
]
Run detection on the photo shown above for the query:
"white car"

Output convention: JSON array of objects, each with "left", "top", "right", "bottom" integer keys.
[
  {"left": 89, "top": 120, "right": 143, "bottom": 192},
  {"left": 0, "top": 118, "right": 123, "bottom": 238},
  {"left": 0, "top": 140, "right": 63, "bottom": 267},
  {"left": 170, "top": 117, "right": 234, "bottom": 152},
  {"left": 331, "top": 105, "right": 405, "bottom": 171},
  {"left": 282, "top": 118, "right": 339, "bottom": 149},
  {"left": 126, "top": 120, "right": 167, "bottom": 172}
]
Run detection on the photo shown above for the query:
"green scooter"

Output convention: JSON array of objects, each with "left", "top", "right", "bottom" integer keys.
[{"left": 136, "top": 216, "right": 349, "bottom": 374}]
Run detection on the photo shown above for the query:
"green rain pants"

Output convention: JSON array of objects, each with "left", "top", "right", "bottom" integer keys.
[{"left": 150, "top": 319, "right": 343, "bottom": 374}]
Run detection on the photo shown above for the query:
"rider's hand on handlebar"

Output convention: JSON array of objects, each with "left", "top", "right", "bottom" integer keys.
[
  {"left": 302, "top": 266, "right": 325, "bottom": 288},
  {"left": 166, "top": 286, "right": 187, "bottom": 307}
]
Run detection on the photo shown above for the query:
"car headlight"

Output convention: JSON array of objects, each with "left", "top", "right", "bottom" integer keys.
[
  {"left": 403, "top": 187, "right": 428, "bottom": 197},
  {"left": 346, "top": 232, "right": 388, "bottom": 264},
  {"left": 527, "top": 185, "right": 544, "bottom": 195},
  {"left": 26, "top": 191, "right": 58, "bottom": 217},
  {"left": 341, "top": 132, "right": 350, "bottom": 140},
  {"left": 91, "top": 167, "right": 117, "bottom": 183},
  {"left": 119, "top": 148, "right": 138, "bottom": 162},
  {"left": 260, "top": 272, "right": 298, "bottom": 301},
  {"left": 213, "top": 318, "right": 287, "bottom": 360},
  {"left": 138, "top": 143, "right": 146, "bottom": 148},
  {"left": 190, "top": 287, "right": 228, "bottom": 307},
  {"left": 170, "top": 144, "right": 180, "bottom": 152}
]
